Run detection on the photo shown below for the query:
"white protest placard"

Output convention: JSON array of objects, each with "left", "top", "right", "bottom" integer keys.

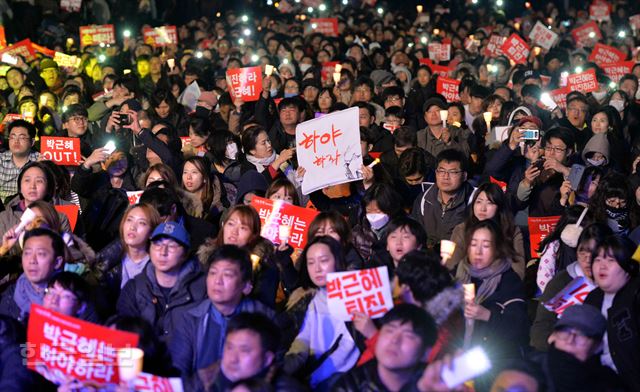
[
  {"left": 127, "top": 191, "right": 143, "bottom": 205},
  {"left": 60, "top": 0, "right": 82, "bottom": 12},
  {"left": 543, "top": 276, "right": 596, "bottom": 315},
  {"left": 296, "top": 107, "right": 363, "bottom": 195},
  {"left": 327, "top": 266, "right": 393, "bottom": 321},
  {"left": 528, "top": 21, "right": 558, "bottom": 51},
  {"left": 178, "top": 81, "right": 200, "bottom": 112}
]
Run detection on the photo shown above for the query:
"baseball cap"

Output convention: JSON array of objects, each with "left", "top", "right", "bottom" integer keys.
[
  {"left": 554, "top": 304, "right": 607, "bottom": 339},
  {"left": 39, "top": 58, "right": 59, "bottom": 72},
  {"left": 150, "top": 222, "right": 190, "bottom": 249},
  {"left": 422, "top": 96, "right": 448, "bottom": 113}
]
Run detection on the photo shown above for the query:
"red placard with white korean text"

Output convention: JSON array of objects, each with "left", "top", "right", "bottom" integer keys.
[
  {"left": 436, "top": 77, "right": 460, "bottom": 102},
  {"left": 550, "top": 86, "right": 569, "bottom": 110},
  {"left": 79, "top": 25, "right": 115, "bottom": 48},
  {"left": 484, "top": 35, "right": 505, "bottom": 58},
  {"left": 571, "top": 21, "right": 602, "bottom": 48},
  {"left": 418, "top": 59, "right": 452, "bottom": 77},
  {"left": 143, "top": 26, "right": 178, "bottom": 47},
  {"left": 0, "top": 113, "right": 27, "bottom": 132},
  {"left": 589, "top": 1, "right": 611, "bottom": 22},
  {"left": 501, "top": 33, "right": 530, "bottom": 65},
  {"left": 528, "top": 216, "right": 561, "bottom": 258},
  {"left": 27, "top": 304, "right": 139, "bottom": 386},
  {"left": 310, "top": 18, "right": 338, "bottom": 37},
  {"left": 588, "top": 43, "right": 626, "bottom": 66},
  {"left": 602, "top": 61, "right": 634, "bottom": 83},
  {"left": 250, "top": 196, "right": 318, "bottom": 250},
  {"left": 226, "top": 66, "right": 262, "bottom": 102},
  {"left": 0, "top": 39, "right": 36, "bottom": 62},
  {"left": 543, "top": 277, "right": 597, "bottom": 315},
  {"left": 134, "top": 373, "right": 184, "bottom": 391},
  {"left": 327, "top": 266, "right": 394, "bottom": 321},
  {"left": 321, "top": 61, "right": 339, "bottom": 85},
  {"left": 428, "top": 42, "right": 451, "bottom": 62},
  {"left": 40, "top": 137, "right": 81, "bottom": 166},
  {"left": 528, "top": 21, "right": 558, "bottom": 51},
  {"left": 567, "top": 69, "right": 599, "bottom": 94}
]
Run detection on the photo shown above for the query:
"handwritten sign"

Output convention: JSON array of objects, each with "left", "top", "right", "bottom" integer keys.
[
  {"left": 602, "top": 61, "right": 634, "bottom": 83},
  {"left": 27, "top": 304, "right": 139, "bottom": 386},
  {"left": 0, "top": 39, "right": 36, "bottom": 62},
  {"left": 528, "top": 216, "right": 561, "bottom": 258},
  {"left": 40, "top": 137, "right": 81, "bottom": 166},
  {"left": 484, "top": 35, "right": 505, "bottom": 58},
  {"left": 60, "top": 0, "right": 82, "bottom": 12},
  {"left": 428, "top": 42, "right": 451, "bottom": 62},
  {"left": 226, "top": 66, "right": 262, "bottom": 102},
  {"left": 55, "top": 205, "right": 79, "bottom": 232},
  {"left": 588, "top": 43, "right": 625, "bottom": 66},
  {"left": 327, "top": 266, "right": 393, "bottom": 321},
  {"left": 543, "top": 277, "right": 597, "bottom": 315},
  {"left": 127, "top": 191, "right": 143, "bottom": 206},
  {"left": 528, "top": 21, "right": 558, "bottom": 51},
  {"left": 571, "top": 21, "right": 601, "bottom": 48},
  {"left": 436, "top": 77, "right": 460, "bottom": 102},
  {"left": 501, "top": 33, "right": 530, "bottom": 65},
  {"left": 310, "top": 18, "right": 338, "bottom": 37},
  {"left": 143, "top": 26, "right": 178, "bottom": 47},
  {"left": 567, "top": 68, "right": 599, "bottom": 94},
  {"left": 296, "top": 107, "right": 363, "bottom": 194},
  {"left": 250, "top": 196, "right": 318, "bottom": 250},
  {"left": 79, "top": 25, "right": 115, "bottom": 48},
  {"left": 134, "top": 373, "right": 184, "bottom": 392},
  {"left": 53, "top": 52, "right": 81, "bottom": 68}
]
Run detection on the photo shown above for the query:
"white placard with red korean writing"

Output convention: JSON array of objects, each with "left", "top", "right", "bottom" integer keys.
[
  {"left": 134, "top": 373, "right": 183, "bottom": 392},
  {"left": 127, "top": 191, "right": 143, "bottom": 205},
  {"left": 226, "top": 66, "right": 262, "bottom": 102},
  {"left": 543, "top": 277, "right": 596, "bottom": 315},
  {"left": 484, "top": 35, "right": 505, "bottom": 58},
  {"left": 528, "top": 21, "right": 558, "bottom": 51},
  {"left": 327, "top": 266, "right": 394, "bottom": 321},
  {"left": 40, "top": 137, "right": 81, "bottom": 166},
  {"left": 0, "top": 39, "right": 36, "bottom": 62},
  {"left": 296, "top": 107, "right": 363, "bottom": 195},
  {"left": 501, "top": 33, "right": 530, "bottom": 65},
  {"left": 60, "top": 0, "right": 82, "bottom": 12}
]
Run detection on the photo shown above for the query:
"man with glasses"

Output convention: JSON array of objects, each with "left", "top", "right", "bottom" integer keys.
[
  {"left": 0, "top": 120, "right": 40, "bottom": 203},
  {"left": 558, "top": 95, "right": 590, "bottom": 150},
  {"left": 117, "top": 221, "right": 206, "bottom": 342},
  {"left": 61, "top": 104, "right": 96, "bottom": 157},
  {"left": 517, "top": 127, "right": 574, "bottom": 216},
  {"left": 412, "top": 149, "right": 474, "bottom": 249}
]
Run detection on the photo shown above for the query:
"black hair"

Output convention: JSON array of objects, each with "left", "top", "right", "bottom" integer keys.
[
  {"left": 398, "top": 148, "right": 429, "bottom": 178},
  {"left": 362, "top": 183, "right": 404, "bottom": 219},
  {"left": 592, "top": 235, "right": 638, "bottom": 277},
  {"left": 381, "top": 86, "right": 405, "bottom": 103},
  {"left": 47, "top": 271, "right": 90, "bottom": 303},
  {"left": 385, "top": 216, "right": 427, "bottom": 249},
  {"left": 277, "top": 96, "right": 305, "bottom": 112},
  {"left": 113, "top": 74, "right": 140, "bottom": 98},
  {"left": 61, "top": 103, "right": 88, "bottom": 123},
  {"left": 150, "top": 88, "right": 179, "bottom": 112},
  {"left": 6, "top": 119, "right": 36, "bottom": 139},
  {"left": 208, "top": 129, "right": 241, "bottom": 166},
  {"left": 466, "top": 182, "right": 516, "bottom": 239},
  {"left": 227, "top": 312, "right": 281, "bottom": 354},
  {"left": 298, "top": 236, "right": 346, "bottom": 289},
  {"left": 396, "top": 250, "right": 453, "bottom": 304},
  {"left": 139, "top": 186, "right": 185, "bottom": 218},
  {"left": 385, "top": 105, "right": 404, "bottom": 118},
  {"left": 353, "top": 76, "right": 374, "bottom": 91},
  {"left": 241, "top": 125, "right": 268, "bottom": 155},
  {"left": 17, "top": 162, "right": 56, "bottom": 202},
  {"left": 207, "top": 244, "right": 253, "bottom": 283},
  {"left": 393, "top": 126, "right": 417, "bottom": 148},
  {"left": 379, "top": 303, "right": 438, "bottom": 349},
  {"left": 464, "top": 219, "right": 515, "bottom": 262},
  {"left": 24, "top": 228, "right": 65, "bottom": 260},
  {"left": 436, "top": 148, "right": 467, "bottom": 172},
  {"left": 354, "top": 101, "right": 375, "bottom": 117},
  {"left": 543, "top": 127, "right": 575, "bottom": 153}
]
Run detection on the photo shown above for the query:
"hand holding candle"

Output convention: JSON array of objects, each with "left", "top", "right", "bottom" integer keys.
[
  {"left": 483, "top": 111, "right": 492, "bottom": 130},
  {"left": 440, "top": 240, "right": 456, "bottom": 265},
  {"left": 367, "top": 158, "right": 381, "bottom": 168},
  {"left": 462, "top": 283, "right": 476, "bottom": 349},
  {"left": 440, "top": 109, "right": 448, "bottom": 128}
]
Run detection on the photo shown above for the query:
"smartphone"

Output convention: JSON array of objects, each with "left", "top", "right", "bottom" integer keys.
[
  {"left": 441, "top": 347, "right": 492, "bottom": 388},
  {"left": 103, "top": 141, "right": 116, "bottom": 155},
  {"left": 118, "top": 113, "right": 131, "bottom": 126},
  {"left": 568, "top": 164, "right": 586, "bottom": 190},
  {"left": 520, "top": 129, "right": 539, "bottom": 140},
  {"left": 534, "top": 157, "right": 545, "bottom": 171}
]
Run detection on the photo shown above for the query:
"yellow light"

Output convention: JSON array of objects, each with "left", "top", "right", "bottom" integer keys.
[{"left": 416, "top": 5, "right": 423, "bottom": 13}]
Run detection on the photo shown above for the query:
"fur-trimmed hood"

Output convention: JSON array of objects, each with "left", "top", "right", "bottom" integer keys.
[{"left": 423, "top": 285, "right": 464, "bottom": 326}]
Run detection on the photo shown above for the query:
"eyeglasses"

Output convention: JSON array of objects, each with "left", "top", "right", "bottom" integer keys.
[
  {"left": 68, "top": 116, "right": 88, "bottom": 123},
  {"left": 151, "top": 240, "right": 182, "bottom": 253},
  {"left": 567, "top": 106, "right": 588, "bottom": 114},
  {"left": 8, "top": 135, "right": 30, "bottom": 141},
  {"left": 544, "top": 145, "right": 566, "bottom": 154},
  {"left": 385, "top": 96, "right": 402, "bottom": 103},
  {"left": 435, "top": 169, "right": 463, "bottom": 177},
  {"left": 44, "top": 288, "right": 78, "bottom": 303}
]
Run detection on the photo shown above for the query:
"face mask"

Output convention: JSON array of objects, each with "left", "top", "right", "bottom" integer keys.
[
  {"left": 225, "top": 143, "right": 238, "bottom": 160},
  {"left": 284, "top": 92, "right": 298, "bottom": 98},
  {"left": 586, "top": 157, "right": 605, "bottom": 166},
  {"left": 609, "top": 99, "right": 625, "bottom": 112},
  {"left": 299, "top": 63, "right": 312, "bottom": 73},
  {"left": 366, "top": 213, "right": 389, "bottom": 230},
  {"left": 193, "top": 105, "right": 210, "bottom": 118},
  {"left": 270, "top": 89, "right": 279, "bottom": 97},
  {"left": 592, "top": 91, "right": 607, "bottom": 102}
]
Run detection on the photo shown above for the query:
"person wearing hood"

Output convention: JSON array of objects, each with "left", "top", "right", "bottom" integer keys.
[
  {"left": 586, "top": 106, "right": 627, "bottom": 171},
  {"left": 234, "top": 170, "right": 269, "bottom": 206},
  {"left": 393, "top": 65, "right": 412, "bottom": 96},
  {"left": 581, "top": 132, "right": 610, "bottom": 169}
]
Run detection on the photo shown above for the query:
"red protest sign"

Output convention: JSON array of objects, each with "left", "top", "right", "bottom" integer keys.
[
  {"left": 528, "top": 21, "right": 558, "bottom": 51},
  {"left": 428, "top": 42, "right": 451, "bottom": 62},
  {"left": 32, "top": 42, "right": 56, "bottom": 58},
  {"left": 310, "top": 18, "right": 338, "bottom": 37},
  {"left": 321, "top": 61, "right": 340, "bottom": 85},
  {"left": 589, "top": 1, "right": 611, "bottom": 22},
  {"left": 40, "top": 137, "right": 82, "bottom": 166},
  {"left": 55, "top": 205, "right": 79, "bottom": 232},
  {"left": 602, "top": 61, "right": 634, "bottom": 83},
  {"left": 588, "top": 43, "right": 626, "bottom": 66},
  {"left": 226, "top": 66, "right": 262, "bottom": 102},
  {"left": 143, "top": 26, "right": 178, "bottom": 47},
  {"left": 0, "top": 26, "right": 6, "bottom": 49},
  {"left": 79, "top": 25, "right": 115, "bottom": 48},
  {"left": 250, "top": 196, "right": 319, "bottom": 250},
  {"left": 0, "top": 113, "right": 27, "bottom": 132},
  {"left": 27, "top": 304, "right": 139, "bottom": 386},
  {"left": 567, "top": 68, "right": 599, "bottom": 94},
  {"left": 61, "top": 0, "right": 82, "bottom": 12},
  {"left": 327, "top": 266, "right": 394, "bottom": 320},
  {"left": 436, "top": 77, "right": 460, "bottom": 102},
  {"left": 126, "top": 191, "right": 143, "bottom": 205},
  {"left": 571, "top": 21, "right": 602, "bottom": 47},
  {"left": 484, "top": 35, "right": 505, "bottom": 58},
  {"left": 550, "top": 86, "right": 569, "bottom": 110},
  {"left": 528, "top": 216, "right": 561, "bottom": 258},
  {"left": 543, "top": 277, "right": 597, "bottom": 315},
  {"left": 501, "top": 33, "right": 530, "bottom": 65},
  {"left": 0, "top": 39, "right": 36, "bottom": 62},
  {"left": 134, "top": 373, "right": 183, "bottom": 391}
]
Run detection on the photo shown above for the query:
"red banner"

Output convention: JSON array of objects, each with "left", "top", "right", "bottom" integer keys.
[
  {"left": 40, "top": 137, "right": 82, "bottom": 166},
  {"left": 143, "top": 26, "right": 178, "bottom": 47},
  {"left": 250, "top": 196, "right": 319, "bottom": 250},
  {"left": 571, "top": 21, "right": 602, "bottom": 47},
  {"left": 310, "top": 18, "right": 338, "bottom": 37},
  {"left": 0, "top": 113, "right": 27, "bottom": 132},
  {"left": 0, "top": 26, "right": 6, "bottom": 49},
  {"left": 550, "top": 86, "right": 569, "bottom": 110},
  {"left": 54, "top": 205, "right": 79, "bottom": 232},
  {"left": 27, "top": 304, "right": 139, "bottom": 386},
  {"left": 484, "top": 35, "right": 505, "bottom": 58},
  {"left": 79, "top": 25, "right": 115, "bottom": 48},
  {"left": 602, "top": 61, "right": 634, "bottom": 83},
  {"left": 588, "top": 43, "right": 626, "bottom": 66},
  {"left": 567, "top": 68, "right": 599, "bottom": 94},
  {"left": 436, "top": 77, "right": 460, "bottom": 102},
  {"left": 501, "top": 33, "right": 530, "bottom": 65},
  {"left": 226, "top": 66, "right": 262, "bottom": 102},
  {"left": 0, "top": 39, "right": 36, "bottom": 62},
  {"left": 528, "top": 216, "right": 561, "bottom": 258},
  {"left": 134, "top": 373, "right": 183, "bottom": 391},
  {"left": 489, "top": 176, "right": 507, "bottom": 192},
  {"left": 589, "top": 1, "right": 611, "bottom": 22},
  {"left": 32, "top": 43, "right": 55, "bottom": 58}
]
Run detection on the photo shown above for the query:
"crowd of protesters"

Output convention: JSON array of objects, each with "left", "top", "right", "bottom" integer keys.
[{"left": 0, "top": 0, "right": 639, "bottom": 391}]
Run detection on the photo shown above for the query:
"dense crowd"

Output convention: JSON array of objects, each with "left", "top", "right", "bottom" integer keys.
[{"left": 0, "top": 0, "right": 639, "bottom": 391}]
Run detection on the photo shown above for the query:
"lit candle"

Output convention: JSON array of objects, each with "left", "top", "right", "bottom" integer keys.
[
  {"left": 250, "top": 254, "right": 261, "bottom": 270},
  {"left": 483, "top": 111, "right": 492, "bottom": 130},
  {"left": 167, "top": 58, "right": 175, "bottom": 69},
  {"left": 333, "top": 72, "right": 341, "bottom": 84},
  {"left": 440, "top": 109, "right": 448, "bottom": 128},
  {"left": 463, "top": 283, "right": 476, "bottom": 303},
  {"left": 367, "top": 158, "right": 381, "bottom": 168},
  {"left": 335, "top": 64, "right": 342, "bottom": 73},
  {"left": 416, "top": 5, "right": 423, "bottom": 13},
  {"left": 117, "top": 347, "right": 144, "bottom": 383},
  {"left": 265, "top": 64, "right": 274, "bottom": 76},
  {"left": 440, "top": 240, "right": 456, "bottom": 264}
]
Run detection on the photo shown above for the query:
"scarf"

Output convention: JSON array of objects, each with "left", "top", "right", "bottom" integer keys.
[
  {"left": 245, "top": 151, "right": 277, "bottom": 173},
  {"left": 14, "top": 273, "right": 44, "bottom": 317},
  {"left": 606, "top": 206, "right": 629, "bottom": 235},
  {"left": 455, "top": 257, "right": 511, "bottom": 304}
]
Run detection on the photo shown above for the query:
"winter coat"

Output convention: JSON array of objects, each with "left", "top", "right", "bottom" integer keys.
[
  {"left": 416, "top": 125, "right": 471, "bottom": 158},
  {"left": 333, "top": 359, "right": 426, "bottom": 392}
]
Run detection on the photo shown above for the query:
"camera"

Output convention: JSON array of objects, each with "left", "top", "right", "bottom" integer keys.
[{"left": 118, "top": 113, "right": 131, "bottom": 126}]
